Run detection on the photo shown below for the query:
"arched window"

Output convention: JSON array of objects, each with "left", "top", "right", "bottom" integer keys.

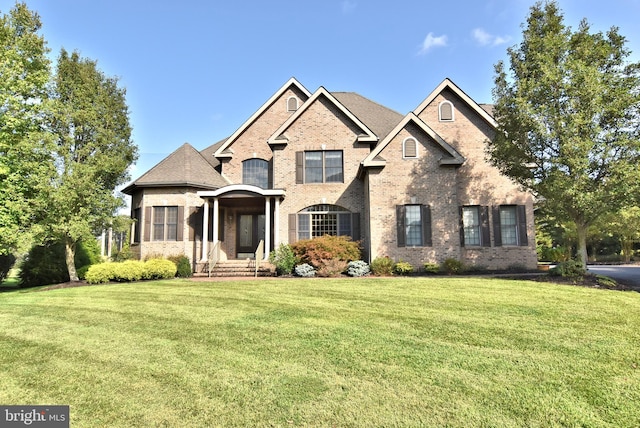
[
  {"left": 294, "top": 204, "right": 358, "bottom": 241},
  {"left": 403, "top": 137, "right": 418, "bottom": 158},
  {"left": 439, "top": 100, "right": 454, "bottom": 121},
  {"left": 242, "top": 158, "right": 269, "bottom": 188},
  {"left": 287, "top": 96, "right": 299, "bottom": 112}
]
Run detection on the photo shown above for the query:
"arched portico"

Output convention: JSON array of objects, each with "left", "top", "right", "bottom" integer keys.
[{"left": 197, "top": 185, "right": 285, "bottom": 261}]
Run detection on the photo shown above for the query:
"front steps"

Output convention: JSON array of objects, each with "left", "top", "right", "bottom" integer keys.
[{"left": 195, "top": 259, "right": 276, "bottom": 277}]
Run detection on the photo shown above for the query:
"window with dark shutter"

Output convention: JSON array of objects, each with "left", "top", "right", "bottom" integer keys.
[
  {"left": 396, "top": 204, "right": 432, "bottom": 247},
  {"left": 493, "top": 205, "right": 528, "bottom": 246}
]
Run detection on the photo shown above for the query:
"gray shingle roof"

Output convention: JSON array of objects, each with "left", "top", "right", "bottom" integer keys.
[
  {"left": 121, "top": 143, "right": 228, "bottom": 194},
  {"left": 332, "top": 92, "right": 404, "bottom": 141}
]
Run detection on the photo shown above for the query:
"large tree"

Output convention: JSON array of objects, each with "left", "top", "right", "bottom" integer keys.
[
  {"left": 46, "top": 49, "right": 137, "bottom": 281},
  {"left": 0, "top": 3, "right": 52, "bottom": 255},
  {"left": 488, "top": 1, "right": 640, "bottom": 267}
]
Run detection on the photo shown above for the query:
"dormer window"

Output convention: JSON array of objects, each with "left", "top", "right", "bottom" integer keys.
[
  {"left": 439, "top": 100, "right": 454, "bottom": 121},
  {"left": 403, "top": 137, "right": 418, "bottom": 158},
  {"left": 287, "top": 96, "right": 299, "bottom": 112}
]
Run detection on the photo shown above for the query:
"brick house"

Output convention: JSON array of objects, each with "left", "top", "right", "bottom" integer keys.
[{"left": 122, "top": 77, "right": 537, "bottom": 272}]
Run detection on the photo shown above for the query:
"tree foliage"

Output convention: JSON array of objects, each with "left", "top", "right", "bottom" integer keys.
[
  {"left": 488, "top": 1, "right": 640, "bottom": 267},
  {"left": 44, "top": 49, "right": 137, "bottom": 281},
  {"left": 0, "top": 3, "right": 52, "bottom": 254}
]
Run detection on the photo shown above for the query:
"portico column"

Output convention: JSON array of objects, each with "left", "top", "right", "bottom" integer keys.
[
  {"left": 201, "top": 199, "right": 209, "bottom": 261},
  {"left": 273, "top": 197, "right": 280, "bottom": 248},
  {"left": 212, "top": 197, "right": 219, "bottom": 246},
  {"left": 264, "top": 197, "right": 271, "bottom": 260}
]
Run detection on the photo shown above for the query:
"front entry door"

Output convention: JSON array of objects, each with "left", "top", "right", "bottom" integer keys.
[{"left": 237, "top": 214, "right": 265, "bottom": 258}]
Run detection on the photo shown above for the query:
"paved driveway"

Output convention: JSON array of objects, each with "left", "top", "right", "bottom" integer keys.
[{"left": 587, "top": 264, "right": 640, "bottom": 291}]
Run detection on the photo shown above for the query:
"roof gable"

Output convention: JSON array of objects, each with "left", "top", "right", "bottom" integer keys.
[
  {"left": 213, "top": 77, "right": 311, "bottom": 158},
  {"left": 122, "top": 143, "right": 228, "bottom": 194},
  {"left": 362, "top": 113, "right": 465, "bottom": 169},
  {"left": 332, "top": 92, "right": 403, "bottom": 143},
  {"left": 413, "top": 78, "right": 497, "bottom": 128},
  {"left": 267, "top": 87, "right": 378, "bottom": 146}
]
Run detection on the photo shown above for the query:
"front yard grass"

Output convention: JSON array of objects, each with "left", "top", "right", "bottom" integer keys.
[{"left": 1, "top": 277, "right": 639, "bottom": 427}]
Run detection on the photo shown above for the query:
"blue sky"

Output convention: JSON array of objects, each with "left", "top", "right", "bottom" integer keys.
[{"left": 4, "top": 0, "right": 640, "bottom": 184}]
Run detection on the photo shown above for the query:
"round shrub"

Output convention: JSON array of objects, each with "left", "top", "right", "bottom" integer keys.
[
  {"left": 370, "top": 256, "right": 394, "bottom": 276},
  {"left": 347, "top": 260, "right": 370, "bottom": 277},
  {"left": 393, "top": 261, "right": 413, "bottom": 275},
  {"left": 442, "top": 258, "right": 465, "bottom": 275},
  {"left": 169, "top": 255, "right": 192, "bottom": 278},
  {"left": 294, "top": 263, "right": 316, "bottom": 277},
  {"left": 144, "top": 259, "right": 178, "bottom": 280},
  {"left": 549, "top": 260, "right": 586, "bottom": 278},
  {"left": 424, "top": 263, "right": 440, "bottom": 274}
]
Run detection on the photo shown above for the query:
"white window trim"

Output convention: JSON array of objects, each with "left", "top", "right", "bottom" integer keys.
[
  {"left": 402, "top": 137, "right": 418, "bottom": 159},
  {"left": 438, "top": 100, "right": 455, "bottom": 122}
]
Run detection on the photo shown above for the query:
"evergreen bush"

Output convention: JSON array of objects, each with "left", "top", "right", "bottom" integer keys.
[
  {"left": 346, "top": 260, "right": 370, "bottom": 277},
  {"left": 549, "top": 260, "right": 586, "bottom": 278},
  {"left": 294, "top": 263, "right": 316, "bottom": 277},
  {"left": 144, "top": 259, "right": 177, "bottom": 280},
  {"left": 0, "top": 254, "right": 16, "bottom": 282},
  {"left": 370, "top": 256, "right": 394, "bottom": 276},
  {"left": 424, "top": 262, "right": 440, "bottom": 274},
  {"left": 169, "top": 255, "right": 192, "bottom": 278},
  {"left": 269, "top": 243, "right": 297, "bottom": 275},
  {"left": 393, "top": 261, "right": 413, "bottom": 275},
  {"left": 442, "top": 258, "right": 465, "bottom": 275}
]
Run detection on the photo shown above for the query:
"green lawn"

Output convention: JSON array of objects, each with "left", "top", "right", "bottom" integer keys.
[{"left": 1, "top": 277, "right": 639, "bottom": 427}]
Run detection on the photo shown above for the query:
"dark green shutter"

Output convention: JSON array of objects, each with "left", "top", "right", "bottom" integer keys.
[
  {"left": 295, "top": 152, "right": 304, "bottom": 184},
  {"left": 351, "top": 213, "right": 360, "bottom": 242},
  {"left": 480, "top": 206, "right": 491, "bottom": 247},
  {"left": 396, "top": 205, "right": 406, "bottom": 247},
  {"left": 288, "top": 213, "right": 297, "bottom": 243},
  {"left": 176, "top": 206, "right": 184, "bottom": 241},
  {"left": 144, "top": 207, "right": 152, "bottom": 242},
  {"left": 492, "top": 206, "right": 502, "bottom": 247},
  {"left": 421, "top": 205, "right": 432, "bottom": 247},
  {"left": 517, "top": 205, "right": 528, "bottom": 246}
]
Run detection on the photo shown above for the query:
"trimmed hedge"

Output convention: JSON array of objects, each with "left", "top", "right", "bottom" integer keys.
[
  {"left": 291, "top": 235, "right": 360, "bottom": 268},
  {"left": 86, "top": 258, "right": 177, "bottom": 284}
]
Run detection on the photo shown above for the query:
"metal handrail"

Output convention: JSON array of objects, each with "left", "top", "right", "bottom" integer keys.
[
  {"left": 208, "top": 241, "right": 220, "bottom": 278},
  {"left": 254, "top": 240, "right": 264, "bottom": 277}
]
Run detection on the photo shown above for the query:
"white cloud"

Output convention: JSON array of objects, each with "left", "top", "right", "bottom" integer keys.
[
  {"left": 341, "top": 0, "right": 356, "bottom": 14},
  {"left": 418, "top": 32, "right": 448, "bottom": 55},
  {"left": 472, "top": 28, "right": 511, "bottom": 47}
]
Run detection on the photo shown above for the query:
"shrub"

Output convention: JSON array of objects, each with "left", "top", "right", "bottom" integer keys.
[
  {"left": 269, "top": 243, "right": 297, "bottom": 275},
  {"left": 169, "top": 255, "right": 192, "bottom": 278},
  {"left": 549, "top": 260, "right": 586, "bottom": 278},
  {"left": 393, "top": 261, "right": 413, "bottom": 275},
  {"left": 294, "top": 263, "right": 316, "bottom": 277},
  {"left": 86, "top": 263, "right": 116, "bottom": 284},
  {"left": 144, "top": 259, "right": 177, "bottom": 280},
  {"left": 370, "top": 256, "right": 394, "bottom": 276},
  {"left": 291, "top": 235, "right": 360, "bottom": 268},
  {"left": 347, "top": 260, "right": 370, "bottom": 277},
  {"left": 424, "top": 262, "right": 440, "bottom": 274},
  {"left": 0, "top": 254, "right": 16, "bottom": 283},
  {"left": 442, "top": 258, "right": 465, "bottom": 275},
  {"left": 316, "top": 259, "right": 348, "bottom": 277}
]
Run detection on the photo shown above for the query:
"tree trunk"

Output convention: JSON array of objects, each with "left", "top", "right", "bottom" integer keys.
[
  {"left": 576, "top": 223, "right": 589, "bottom": 268},
  {"left": 65, "top": 237, "right": 79, "bottom": 282}
]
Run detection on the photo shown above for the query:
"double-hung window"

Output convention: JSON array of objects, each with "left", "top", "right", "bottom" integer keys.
[
  {"left": 461, "top": 206, "right": 490, "bottom": 247},
  {"left": 153, "top": 206, "right": 178, "bottom": 241},
  {"left": 296, "top": 150, "right": 344, "bottom": 183},
  {"left": 493, "top": 205, "right": 528, "bottom": 246},
  {"left": 396, "top": 204, "right": 432, "bottom": 247}
]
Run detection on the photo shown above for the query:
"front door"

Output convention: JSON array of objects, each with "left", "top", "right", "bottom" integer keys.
[{"left": 237, "top": 214, "right": 265, "bottom": 258}]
